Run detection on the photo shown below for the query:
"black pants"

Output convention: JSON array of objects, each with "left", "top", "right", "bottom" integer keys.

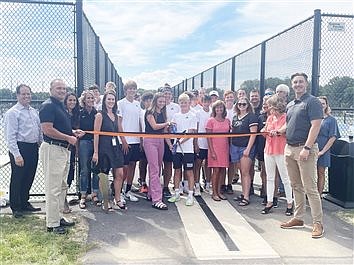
[{"left": 9, "top": 142, "right": 39, "bottom": 212}]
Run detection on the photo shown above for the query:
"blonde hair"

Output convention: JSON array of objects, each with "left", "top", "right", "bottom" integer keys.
[
  {"left": 123, "top": 80, "right": 137, "bottom": 90},
  {"left": 266, "top": 94, "right": 287, "bottom": 113},
  {"left": 105, "top": 81, "right": 116, "bottom": 91},
  {"left": 223, "top": 90, "right": 234, "bottom": 98},
  {"left": 178, "top": 93, "right": 190, "bottom": 103},
  {"left": 79, "top": 90, "right": 95, "bottom": 108}
]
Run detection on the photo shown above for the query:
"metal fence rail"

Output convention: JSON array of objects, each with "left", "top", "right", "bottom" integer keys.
[
  {"left": 173, "top": 10, "right": 354, "bottom": 138},
  {"left": 0, "top": 0, "right": 123, "bottom": 196}
]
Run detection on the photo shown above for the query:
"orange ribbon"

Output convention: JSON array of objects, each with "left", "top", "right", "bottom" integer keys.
[{"left": 84, "top": 131, "right": 266, "bottom": 139}]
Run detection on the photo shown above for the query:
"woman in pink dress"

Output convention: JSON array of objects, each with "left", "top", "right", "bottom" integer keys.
[{"left": 205, "top": 100, "right": 230, "bottom": 201}]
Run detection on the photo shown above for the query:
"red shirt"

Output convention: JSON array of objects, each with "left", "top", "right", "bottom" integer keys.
[{"left": 264, "top": 113, "right": 287, "bottom": 155}]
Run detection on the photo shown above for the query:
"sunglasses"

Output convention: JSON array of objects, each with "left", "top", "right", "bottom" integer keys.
[
  {"left": 265, "top": 92, "right": 274, "bottom": 96},
  {"left": 237, "top": 103, "right": 247, "bottom": 107}
]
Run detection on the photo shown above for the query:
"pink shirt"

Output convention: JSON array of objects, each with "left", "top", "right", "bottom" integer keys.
[{"left": 264, "top": 113, "right": 287, "bottom": 155}]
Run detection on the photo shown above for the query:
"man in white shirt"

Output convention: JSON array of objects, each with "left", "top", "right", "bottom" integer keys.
[
  {"left": 162, "top": 84, "right": 180, "bottom": 198},
  {"left": 168, "top": 93, "right": 198, "bottom": 206},
  {"left": 117, "top": 80, "right": 141, "bottom": 202},
  {"left": 194, "top": 95, "right": 212, "bottom": 195},
  {"left": 4, "top": 84, "right": 43, "bottom": 218}
]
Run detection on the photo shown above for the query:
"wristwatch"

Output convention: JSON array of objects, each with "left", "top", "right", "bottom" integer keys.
[{"left": 303, "top": 145, "right": 311, "bottom": 151}]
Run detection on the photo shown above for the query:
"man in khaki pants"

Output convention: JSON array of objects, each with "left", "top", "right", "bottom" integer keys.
[
  {"left": 39, "top": 79, "right": 84, "bottom": 234},
  {"left": 281, "top": 73, "right": 324, "bottom": 238}
]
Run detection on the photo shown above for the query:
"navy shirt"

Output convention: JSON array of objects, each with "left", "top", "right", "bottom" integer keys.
[
  {"left": 79, "top": 108, "right": 97, "bottom": 140},
  {"left": 145, "top": 111, "right": 165, "bottom": 134},
  {"left": 286, "top": 93, "right": 323, "bottom": 145},
  {"left": 39, "top": 96, "right": 73, "bottom": 145},
  {"left": 231, "top": 113, "right": 258, "bottom": 147}
]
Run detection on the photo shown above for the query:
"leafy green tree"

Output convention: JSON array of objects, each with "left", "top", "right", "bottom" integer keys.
[{"left": 319, "top": 76, "right": 354, "bottom": 108}]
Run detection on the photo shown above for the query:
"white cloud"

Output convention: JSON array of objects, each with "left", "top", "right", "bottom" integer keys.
[
  {"left": 84, "top": 2, "right": 224, "bottom": 66},
  {"left": 84, "top": 0, "right": 353, "bottom": 89}
]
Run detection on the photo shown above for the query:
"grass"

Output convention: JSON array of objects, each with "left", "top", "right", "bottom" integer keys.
[
  {"left": 0, "top": 214, "right": 89, "bottom": 265},
  {"left": 336, "top": 209, "right": 354, "bottom": 225}
]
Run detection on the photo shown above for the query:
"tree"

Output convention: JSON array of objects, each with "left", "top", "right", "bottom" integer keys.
[{"left": 319, "top": 76, "right": 354, "bottom": 108}]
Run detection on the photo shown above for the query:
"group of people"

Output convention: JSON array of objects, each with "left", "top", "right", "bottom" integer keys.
[{"left": 4, "top": 72, "right": 340, "bottom": 238}]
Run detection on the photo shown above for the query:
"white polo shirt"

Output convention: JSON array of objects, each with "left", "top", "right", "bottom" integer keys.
[
  {"left": 166, "top": 102, "right": 180, "bottom": 122},
  {"left": 196, "top": 108, "right": 211, "bottom": 149},
  {"left": 117, "top": 97, "right": 141, "bottom": 144},
  {"left": 171, "top": 110, "right": 197, "bottom": 154}
]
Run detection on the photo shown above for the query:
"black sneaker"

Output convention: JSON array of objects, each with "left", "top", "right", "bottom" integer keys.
[
  {"left": 47, "top": 226, "right": 67, "bottom": 234},
  {"left": 220, "top": 185, "right": 227, "bottom": 194},
  {"left": 163, "top": 187, "right": 172, "bottom": 198},
  {"left": 273, "top": 197, "right": 278, "bottom": 208},
  {"left": 249, "top": 185, "right": 254, "bottom": 195}
]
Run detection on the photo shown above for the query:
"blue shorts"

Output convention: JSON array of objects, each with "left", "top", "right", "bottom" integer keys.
[
  {"left": 195, "top": 149, "right": 208, "bottom": 160},
  {"left": 173, "top": 153, "right": 194, "bottom": 170},
  {"left": 230, "top": 145, "right": 256, "bottom": 163},
  {"left": 123, "top": 143, "right": 140, "bottom": 165},
  {"left": 163, "top": 140, "right": 174, "bottom": 162}
]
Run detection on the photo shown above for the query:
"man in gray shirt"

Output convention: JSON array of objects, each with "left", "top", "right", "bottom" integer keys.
[
  {"left": 4, "top": 84, "right": 43, "bottom": 218},
  {"left": 280, "top": 73, "right": 324, "bottom": 239}
]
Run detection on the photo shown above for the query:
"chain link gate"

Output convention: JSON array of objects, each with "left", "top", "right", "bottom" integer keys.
[
  {"left": 0, "top": 0, "right": 122, "bottom": 197},
  {"left": 172, "top": 10, "right": 354, "bottom": 193}
]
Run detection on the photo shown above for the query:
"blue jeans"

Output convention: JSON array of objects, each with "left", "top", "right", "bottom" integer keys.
[{"left": 79, "top": 140, "right": 99, "bottom": 194}]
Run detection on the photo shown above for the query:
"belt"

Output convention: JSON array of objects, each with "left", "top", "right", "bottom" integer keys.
[
  {"left": 44, "top": 139, "right": 71, "bottom": 149},
  {"left": 287, "top": 142, "right": 305, "bottom": 147}
]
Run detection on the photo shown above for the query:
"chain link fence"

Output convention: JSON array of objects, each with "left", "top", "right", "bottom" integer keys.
[
  {"left": 172, "top": 10, "right": 354, "bottom": 193},
  {"left": 0, "top": 0, "right": 123, "bottom": 197}
]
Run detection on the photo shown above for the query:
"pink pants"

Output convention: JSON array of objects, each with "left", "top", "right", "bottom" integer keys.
[{"left": 143, "top": 138, "right": 164, "bottom": 204}]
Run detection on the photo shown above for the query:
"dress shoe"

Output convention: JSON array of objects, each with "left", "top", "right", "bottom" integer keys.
[
  {"left": 280, "top": 218, "right": 304, "bottom": 229},
  {"left": 312, "top": 222, "right": 324, "bottom": 238},
  {"left": 47, "top": 226, "right": 67, "bottom": 234},
  {"left": 60, "top": 218, "right": 75, "bottom": 227},
  {"left": 23, "top": 203, "right": 41, "bottom": 212},
  {"left": 13, "top": 211, "right": 24, "bottom": 218}
]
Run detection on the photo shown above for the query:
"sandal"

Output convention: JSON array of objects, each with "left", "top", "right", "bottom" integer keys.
[
  {"left": 79, "top": 198, "right": 86, "bottom": 209},
  {"left": 261, "top": 204, "right": 273, "bottom": 214},
  {"left": 152, "top": 201, "right": 168, "bottom": 210},
  {"left": 234, "top": 194, "right": 244, "bottom": 201},
  {"left": 238, "top": 198, "right": 250, "bottom": 206},
  {"left": 63, "top": 208, "right": 72, "bottom": 214},
  {"left": 285, "top": 206, "right": 293, "bottom": 216},
  {"left": 102, "top": 203, "right": 114, "bottom": 213},
  {"left": 219, "top": 195, "right": 228, "bottom": 200},
  {"left": 92, "top": 195, "right": 100, "bottom": 205},
  {"left": 112, "top": 199, "right": 127, "bottom": 210},
  {"left": 212, "top": 195, "right": 221, "bottom": 201}
]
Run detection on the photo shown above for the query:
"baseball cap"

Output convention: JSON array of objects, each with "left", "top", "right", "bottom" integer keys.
[{"left": 209, "top": 90, "right": 219, "bottom": 97}]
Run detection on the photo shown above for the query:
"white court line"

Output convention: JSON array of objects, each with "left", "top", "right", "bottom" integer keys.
[{"left": 175, "top": 195, "right": 280, "bottom": 260}]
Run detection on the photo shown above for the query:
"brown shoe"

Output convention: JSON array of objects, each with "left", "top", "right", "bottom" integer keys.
[
  {"left": 312, "top": 222, "right": 324, "bottom": 238},
  {"left": 280, "top": 218, "right": 304, "bottom": 229}
]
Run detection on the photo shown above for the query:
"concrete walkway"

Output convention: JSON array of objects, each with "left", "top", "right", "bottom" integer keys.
[{"left": 1, "top": 182, "right": 353, "bottom": 264}]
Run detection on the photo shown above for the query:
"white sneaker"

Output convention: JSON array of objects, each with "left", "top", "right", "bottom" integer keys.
[
  {"left": 130, "top": 184, "right": 140, "bottom": 192},
  {"left": 125, "top": 191, "right": 139, "bottom": 202},
  {"left": 194, "top": 185, "right": 201, "bottom": 197},
  {"left": 120, "top": 194, "right": 127, "bottom": 205},
  {"left": 186, "top": 196, "right": 194, "bottom": 206},
  {"left": 179, "top": 182, "right": 184, "bottom": 194}
]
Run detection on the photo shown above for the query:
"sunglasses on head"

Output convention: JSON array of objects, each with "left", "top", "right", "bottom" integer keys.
[{"left": 238, "top": 103, "right": 247, "bottom": 107}]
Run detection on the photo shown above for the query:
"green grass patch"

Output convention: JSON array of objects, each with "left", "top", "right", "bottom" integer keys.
[
  {"left": 336, "top": 209, "right": 354, "bottom": 225},
  {"left": 0, "top": 214, "right": 88, "bottom": 265}
]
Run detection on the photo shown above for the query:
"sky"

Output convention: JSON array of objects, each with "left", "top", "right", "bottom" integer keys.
[{"left": 83, "top": 0, "right": 353, "bottom": 90}]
